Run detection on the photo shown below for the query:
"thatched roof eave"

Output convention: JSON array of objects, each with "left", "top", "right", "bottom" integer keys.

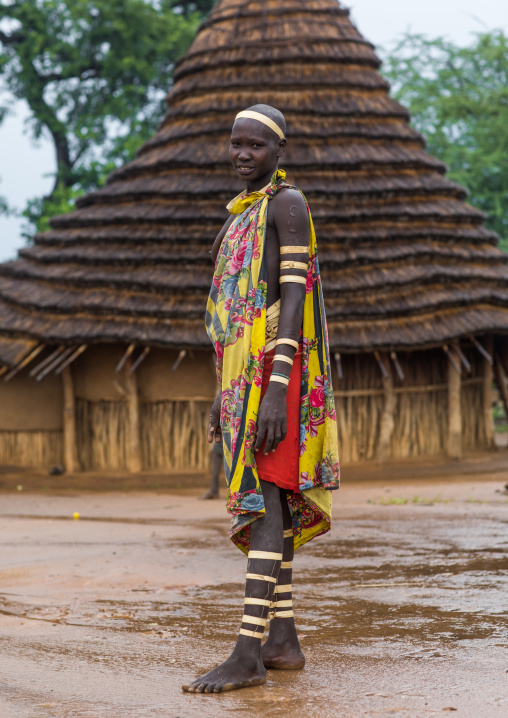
[{"left": 0, "top": 0, "right": 507, "bottom": 356}]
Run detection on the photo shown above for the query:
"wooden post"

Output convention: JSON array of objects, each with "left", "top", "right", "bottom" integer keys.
[
  {"left": 335, "top": 396, "right": 348, "bottom": 463},
  {"left": 61, "top": 366, "right": 78, "bottom": 473},
  {"left": 494, "top": 352, "right": 508, "bottom": 425},
  {"left": 377, "top": 351, "right": 396, "bottom": 462},
  {"left": 482, "top": 336, "right": 494, "bottom": 448},
  {"left": 125, "top": 359, "right": 142, "bottom": 473},
  {"left": 447, "top": 343, "right": 462, "bottom": 459}
]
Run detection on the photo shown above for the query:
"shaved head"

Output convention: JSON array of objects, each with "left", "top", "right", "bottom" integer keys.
[{"left": 244, "top": 104, "right": 286, "bottom": 137}]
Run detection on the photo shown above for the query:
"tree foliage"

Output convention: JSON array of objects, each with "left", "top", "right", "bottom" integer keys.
[
  {"left": 0, "top": 0, "right": 213, "bottom": 235},
  {"left": 168, "top": 0, "right": 215, "bottom": 16},
  {"left": 382, "top": 31, "right": 508, "bottom": 251}
]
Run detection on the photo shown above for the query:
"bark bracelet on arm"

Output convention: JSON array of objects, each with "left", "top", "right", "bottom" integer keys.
[
  {"left": 269, "top": 339, "right": 299, "bottom": 385},
  {"left": 279, "top": 257, "right": 308, "bottom": 285},
  {"left": 280, "top": 245, "right": 309, "bottom": 254},
  {"left": 269, "top": 373, "right": 290, "bottom": 386}
]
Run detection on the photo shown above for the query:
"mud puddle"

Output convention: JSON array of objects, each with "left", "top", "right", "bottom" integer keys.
[{"left": 0, "top": 491, "right": 506, "bottom": 717}]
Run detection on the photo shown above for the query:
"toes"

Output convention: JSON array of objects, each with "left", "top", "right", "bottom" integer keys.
[
  {"left": 183, "top": 680, "right": 200, "bottom": 693},
  {"left": 196, "top": 682, "right": 207, "bottom": 693},
  {"left": 204, "top": 684, "right": 215, "bottom": 693}
]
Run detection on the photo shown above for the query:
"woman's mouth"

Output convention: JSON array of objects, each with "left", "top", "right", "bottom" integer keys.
[{"left": 237, "top": 166, "right": 254, "bottom": 174}]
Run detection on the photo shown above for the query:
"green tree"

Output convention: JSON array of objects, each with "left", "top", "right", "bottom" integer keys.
[
  {"left": 0, "top": 0, "right": 212, "bottom": 235},
  {"left": 168, "top": 0, "right": 215, "bottom": 16},
  {"left": 382, "top": 31, "right": 508, "bottom": 251}
]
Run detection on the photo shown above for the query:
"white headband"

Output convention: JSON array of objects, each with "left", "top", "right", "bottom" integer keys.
[{"left": 234, "top": 110, "right": 285, "bottom": 139}]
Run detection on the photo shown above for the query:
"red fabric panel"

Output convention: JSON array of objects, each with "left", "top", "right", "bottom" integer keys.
[{"left": 256, "top": 348, "right": 302, "bottom": 493}]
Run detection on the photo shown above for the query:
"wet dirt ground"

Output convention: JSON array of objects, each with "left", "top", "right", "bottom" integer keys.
[{"left": 0, "top": 466, "right": 507, "bottom": 717}]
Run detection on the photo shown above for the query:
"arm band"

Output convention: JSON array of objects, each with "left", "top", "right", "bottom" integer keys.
[
  {"left": 280, "top": 275, "right": 307, "bottom": 285},
  {"left": 280, "top": 260, "right": 308, "bottom": 271},
  {"left": 273, "top": 354, "right": 294, "bottom": 366},
  {"left": 275, "top": 338, "right": 299, "bottom": 349},
  {"left": 270, "top": 374, "right": 290, "bottom": 386},
  {"left": 280, "top": 245, "right": 309, "bottom": 254}
]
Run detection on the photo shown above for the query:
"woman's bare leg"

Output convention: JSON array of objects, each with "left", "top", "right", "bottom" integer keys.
[
  {"left": 182, "top": 480, "right": 283, "bottom": 693},
  {"left": 261, "top": 490, "right": 305, "bottom": 669}
]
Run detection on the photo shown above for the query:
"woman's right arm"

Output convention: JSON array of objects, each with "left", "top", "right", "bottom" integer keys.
[{"left": 210, "top": 215, "right": 235, "bottom": 262}]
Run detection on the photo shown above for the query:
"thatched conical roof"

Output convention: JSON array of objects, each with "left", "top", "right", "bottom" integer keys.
[{"left": 0, "top": 0, "right": 507, "bottom": 367}]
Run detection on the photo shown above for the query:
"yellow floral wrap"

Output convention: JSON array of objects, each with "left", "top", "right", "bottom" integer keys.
[{"left": 205, "top": 170, "right": 340, "bottom": 555}]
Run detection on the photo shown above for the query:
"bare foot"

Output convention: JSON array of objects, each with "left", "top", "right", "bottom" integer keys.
[
  {"left": 261, "top": 620, "right": 305, "bottom": 670},
  {"left": 182, "top": 652, "right": 266, "bottom": 693},
  {"left": 200, "top": 489, "right": 219, "bottom": 500}
]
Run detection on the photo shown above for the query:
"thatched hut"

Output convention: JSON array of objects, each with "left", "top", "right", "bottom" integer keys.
[{"left": 1, "top": 0, "right": 508, "bottom": 473}]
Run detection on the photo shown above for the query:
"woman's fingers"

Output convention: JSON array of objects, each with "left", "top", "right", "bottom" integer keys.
[
  {"left": 254, "top": 419, "right": 267, "bottom": 452},
  {"left": 272, "top": 426, "right": 283, "bottom": 452},
  {"left": 264, "top": 430, "right": 275, "bottom": 454}
]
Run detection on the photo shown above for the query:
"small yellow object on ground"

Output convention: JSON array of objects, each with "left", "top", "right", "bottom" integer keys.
[{"left": 73, "top": 512, "right": 80, "bottom": 520}]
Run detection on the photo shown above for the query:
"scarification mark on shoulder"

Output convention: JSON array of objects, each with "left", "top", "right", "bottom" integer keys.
[{"left": 289, "top": 205, "right": 299, "bottom": 217}]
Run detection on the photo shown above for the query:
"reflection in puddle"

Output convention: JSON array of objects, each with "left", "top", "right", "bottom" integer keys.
[{"left": 1, "top": 502, "right": 507, "bottom": 717}]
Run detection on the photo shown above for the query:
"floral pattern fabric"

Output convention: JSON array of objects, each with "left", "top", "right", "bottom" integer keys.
[{"left": 205, "top": 169, "right": 340, "bottom": 554}]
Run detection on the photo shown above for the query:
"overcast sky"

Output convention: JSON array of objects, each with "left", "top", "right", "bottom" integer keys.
[{"left": 0, "top": 0, "right": 506, "bottom": 261}]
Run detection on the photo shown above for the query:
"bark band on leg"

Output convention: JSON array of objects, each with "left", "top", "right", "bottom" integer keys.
[
  {"left": 248, "top": 551, "right": 283, "bottom": 561},
  {"left": 241, "top": 615, "right": 267, "bottom": 626},
  {"left": 271, "top": 563, "right": 294, "bottom": 620},
  {"left": 245, "top": 573, "right": 277, "bottom": 583},
  {"left": 274, "top": 584, "right": 292, "bottom": 594},
  {"left": 239, "top": 619, "right": 266, "bottom": 639},
  {"left": 274, "top": 598, "right": 293, "bottom": 619},
  {"left": 244, "top": 597, "right": 271, "bottom": 607},
  {"left": 240, "top": 604, "right": 268, "bottom": 638},
  {"left": 241, "top": 570, "right": 276, "bottom": 639}
]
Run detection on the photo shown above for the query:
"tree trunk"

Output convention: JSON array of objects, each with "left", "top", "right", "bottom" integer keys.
[
  {"left": 447, "top": 344, "right": 462, "bottom": 459},
  {"left": 62, "top": 366, "right": 77, "bottom": 473}
]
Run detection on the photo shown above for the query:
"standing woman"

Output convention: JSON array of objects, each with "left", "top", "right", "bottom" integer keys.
[{"left": 183, "top": 104, "right": 340, "bottom": 694}]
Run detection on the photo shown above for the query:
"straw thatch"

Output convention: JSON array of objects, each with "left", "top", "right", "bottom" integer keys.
[{"left": 0, "top": 0, "right": 507, "bottom": 370}]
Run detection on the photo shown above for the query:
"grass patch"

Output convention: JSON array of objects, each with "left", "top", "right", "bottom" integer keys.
[{"left": 368, "top": 494, "right": 453, "bottom": 506}]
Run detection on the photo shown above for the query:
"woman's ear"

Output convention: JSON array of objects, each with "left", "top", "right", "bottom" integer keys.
[{"left": 277, "top": 138, "right": 287, "bottom": 158}]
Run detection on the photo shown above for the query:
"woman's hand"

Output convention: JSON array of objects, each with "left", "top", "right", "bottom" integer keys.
[
  {"left": 207, "top": 391, "right": 222, "bottom": 444},
  {"left": 254, "top": 384, "right": 287, "bottom": 454}
]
